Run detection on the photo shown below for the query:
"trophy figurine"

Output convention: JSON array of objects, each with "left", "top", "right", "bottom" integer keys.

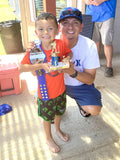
[{"left": 51, "top": 41, "right": 60, "bottom": 66}]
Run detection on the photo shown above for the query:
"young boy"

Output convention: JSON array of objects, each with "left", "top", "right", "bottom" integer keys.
[{"left": 19, "top": 12, "right": 72, "bottom": 153}]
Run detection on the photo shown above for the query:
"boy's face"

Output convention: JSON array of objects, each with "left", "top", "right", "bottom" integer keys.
[
  {"left": 60, "top": 17, "right": 83, "bottom": 41},
  {"left": 35, "top": 19, "right": 59, "bottom": 45}
]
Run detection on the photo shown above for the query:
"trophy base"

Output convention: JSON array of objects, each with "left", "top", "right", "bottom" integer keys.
[{"left": 50, "top": 61, "right": 69, "bottom": 71}]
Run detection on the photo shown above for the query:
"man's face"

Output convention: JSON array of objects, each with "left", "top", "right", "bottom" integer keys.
[{"left": 60, "top": 17, "right": 83, "bottom": 40}]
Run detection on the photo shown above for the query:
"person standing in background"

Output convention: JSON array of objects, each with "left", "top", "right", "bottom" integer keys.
[{"left": 83, "top": 0, "right": 117, "bottom": 77}]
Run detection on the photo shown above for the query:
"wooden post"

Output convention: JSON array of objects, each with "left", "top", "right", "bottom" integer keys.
[
  {"left": 43, "top": 0, "right": 56, "bottom": 16},
  {"left": 72, "top": 0, "right": 77, "bottom": 8},
  {"left": 77, "top": 0, "right": 86, "bottom": 13},
  {"left": 19, "top": 0, "right": 29, "bottom": 48}
]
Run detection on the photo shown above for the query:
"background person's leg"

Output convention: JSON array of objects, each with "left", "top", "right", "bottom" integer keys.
[{"left": 104, "top": 45, "right": 113, "bottom": 77}]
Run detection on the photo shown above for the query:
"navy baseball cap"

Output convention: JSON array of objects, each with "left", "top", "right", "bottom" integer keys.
[{"left": 58, "top": 7, "right": 82, "bottom": 22}]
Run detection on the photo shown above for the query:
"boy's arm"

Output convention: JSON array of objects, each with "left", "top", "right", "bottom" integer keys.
[{"left": 19, "top": 63, "right": 51, "bottom": 73}]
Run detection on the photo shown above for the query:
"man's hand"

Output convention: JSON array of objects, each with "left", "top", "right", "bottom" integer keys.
[
  {"left": 62, "top": 61, "right": 75, "bottom": 75},
  {"left": 83, "top": 0, "right": 106, "bottom": 6},
  {"left": 83, "top": 0, "right": 94, "bottom": 5},
  {"left": 91, "top": 0, "right": 106, "bottom": 6},
  {"left": 26, "top": 41, "right": 36, "bottom": 52}
]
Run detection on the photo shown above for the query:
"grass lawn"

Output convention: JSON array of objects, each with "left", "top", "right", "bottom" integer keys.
[{"left": 0, "top": 0, "right": 16, "bottom": 55}]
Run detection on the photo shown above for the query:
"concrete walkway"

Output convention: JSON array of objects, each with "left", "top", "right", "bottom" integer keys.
[{"left": 0, "top": 54, "right": 120, "bottom": 160}]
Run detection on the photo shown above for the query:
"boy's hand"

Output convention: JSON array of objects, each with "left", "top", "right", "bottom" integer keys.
[
  {"left": 31, "top": 63, "right": 51, "bottom": 75},
  {"left": 42, "top": 63, "right": 51, "bottom": 72}
]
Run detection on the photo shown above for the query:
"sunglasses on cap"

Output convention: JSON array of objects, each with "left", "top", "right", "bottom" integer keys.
[{"left": 62, "top": 10, "right": 82, "bottom": 17}]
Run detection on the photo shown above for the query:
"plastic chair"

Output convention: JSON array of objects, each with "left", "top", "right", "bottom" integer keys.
[{"left": 80, "top": 14, "right": 94, "bottom": 39}]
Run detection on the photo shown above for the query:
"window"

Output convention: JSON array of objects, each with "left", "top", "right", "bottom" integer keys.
[
  {"left": 30, "top": 0, "right": 68, "bottom": 21},
  {"left": 34, "top": 0, "right": 44, "bottom": 17},
  {"left": 56, "top": 0, "right": 67, "bottom": 19}
]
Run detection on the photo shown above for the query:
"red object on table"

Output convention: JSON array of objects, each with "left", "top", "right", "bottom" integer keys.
[{"left": 0, "top": 55, "right": 21, "bottom": 97}]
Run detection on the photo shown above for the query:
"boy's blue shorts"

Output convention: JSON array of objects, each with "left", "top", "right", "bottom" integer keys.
[{"left": 65, "top": 84, "right": 102, "bottom": 107}]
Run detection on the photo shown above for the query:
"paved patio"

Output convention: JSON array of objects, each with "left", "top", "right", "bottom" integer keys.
[{"left": 0, "top": 53, "right": 120, "bottom": 160}]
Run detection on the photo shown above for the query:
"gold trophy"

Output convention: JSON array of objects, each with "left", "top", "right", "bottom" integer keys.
[{"left": 50, "top": 41, "right": 69, "bottom": 71}]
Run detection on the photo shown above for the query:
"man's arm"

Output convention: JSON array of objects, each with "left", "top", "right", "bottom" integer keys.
[
  {"left": 92, "top": 0, "right": 108, "bottom": 6},
  {"left": 83, "top": 0, "right": 108, "bottom": 6},
  {"left": 75, "top": 68, "right": 96, "bottom": 85},
  {"left": 62, "top": 62, "right": 96, "bottom": 85},
  {"left": 82, "top": 0, "right": 94, "bottom": 5}
]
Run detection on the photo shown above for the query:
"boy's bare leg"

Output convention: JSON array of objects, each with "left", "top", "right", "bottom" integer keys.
[
  {"left": 43, "top": 120, "right": 60, "bottom": 153},
  {"left": 55, "top": 115, "right": 69, "bottom": 142}
]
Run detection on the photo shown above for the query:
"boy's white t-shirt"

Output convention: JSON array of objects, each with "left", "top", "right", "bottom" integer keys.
[{"left": 64, "top": 35, "right": 100, "bottom": 86}]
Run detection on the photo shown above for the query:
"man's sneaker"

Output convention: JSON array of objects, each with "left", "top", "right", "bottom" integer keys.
[{"left": 104, "top": 67, "right": 113, "bottom": 77}]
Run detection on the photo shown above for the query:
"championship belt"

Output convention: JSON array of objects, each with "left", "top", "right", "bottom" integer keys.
[{"left": 29, "top": 40, "right": 49, "bottom": 101}]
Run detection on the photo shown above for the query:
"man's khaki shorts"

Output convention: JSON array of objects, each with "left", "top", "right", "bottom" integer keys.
[{"left": 92, "top": 18, "right": 115, "bottom": 45}]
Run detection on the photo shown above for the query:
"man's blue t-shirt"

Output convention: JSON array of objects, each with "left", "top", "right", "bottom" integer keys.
[{"left": 86, "top": 0, "right": 117, "bottom": 22}]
